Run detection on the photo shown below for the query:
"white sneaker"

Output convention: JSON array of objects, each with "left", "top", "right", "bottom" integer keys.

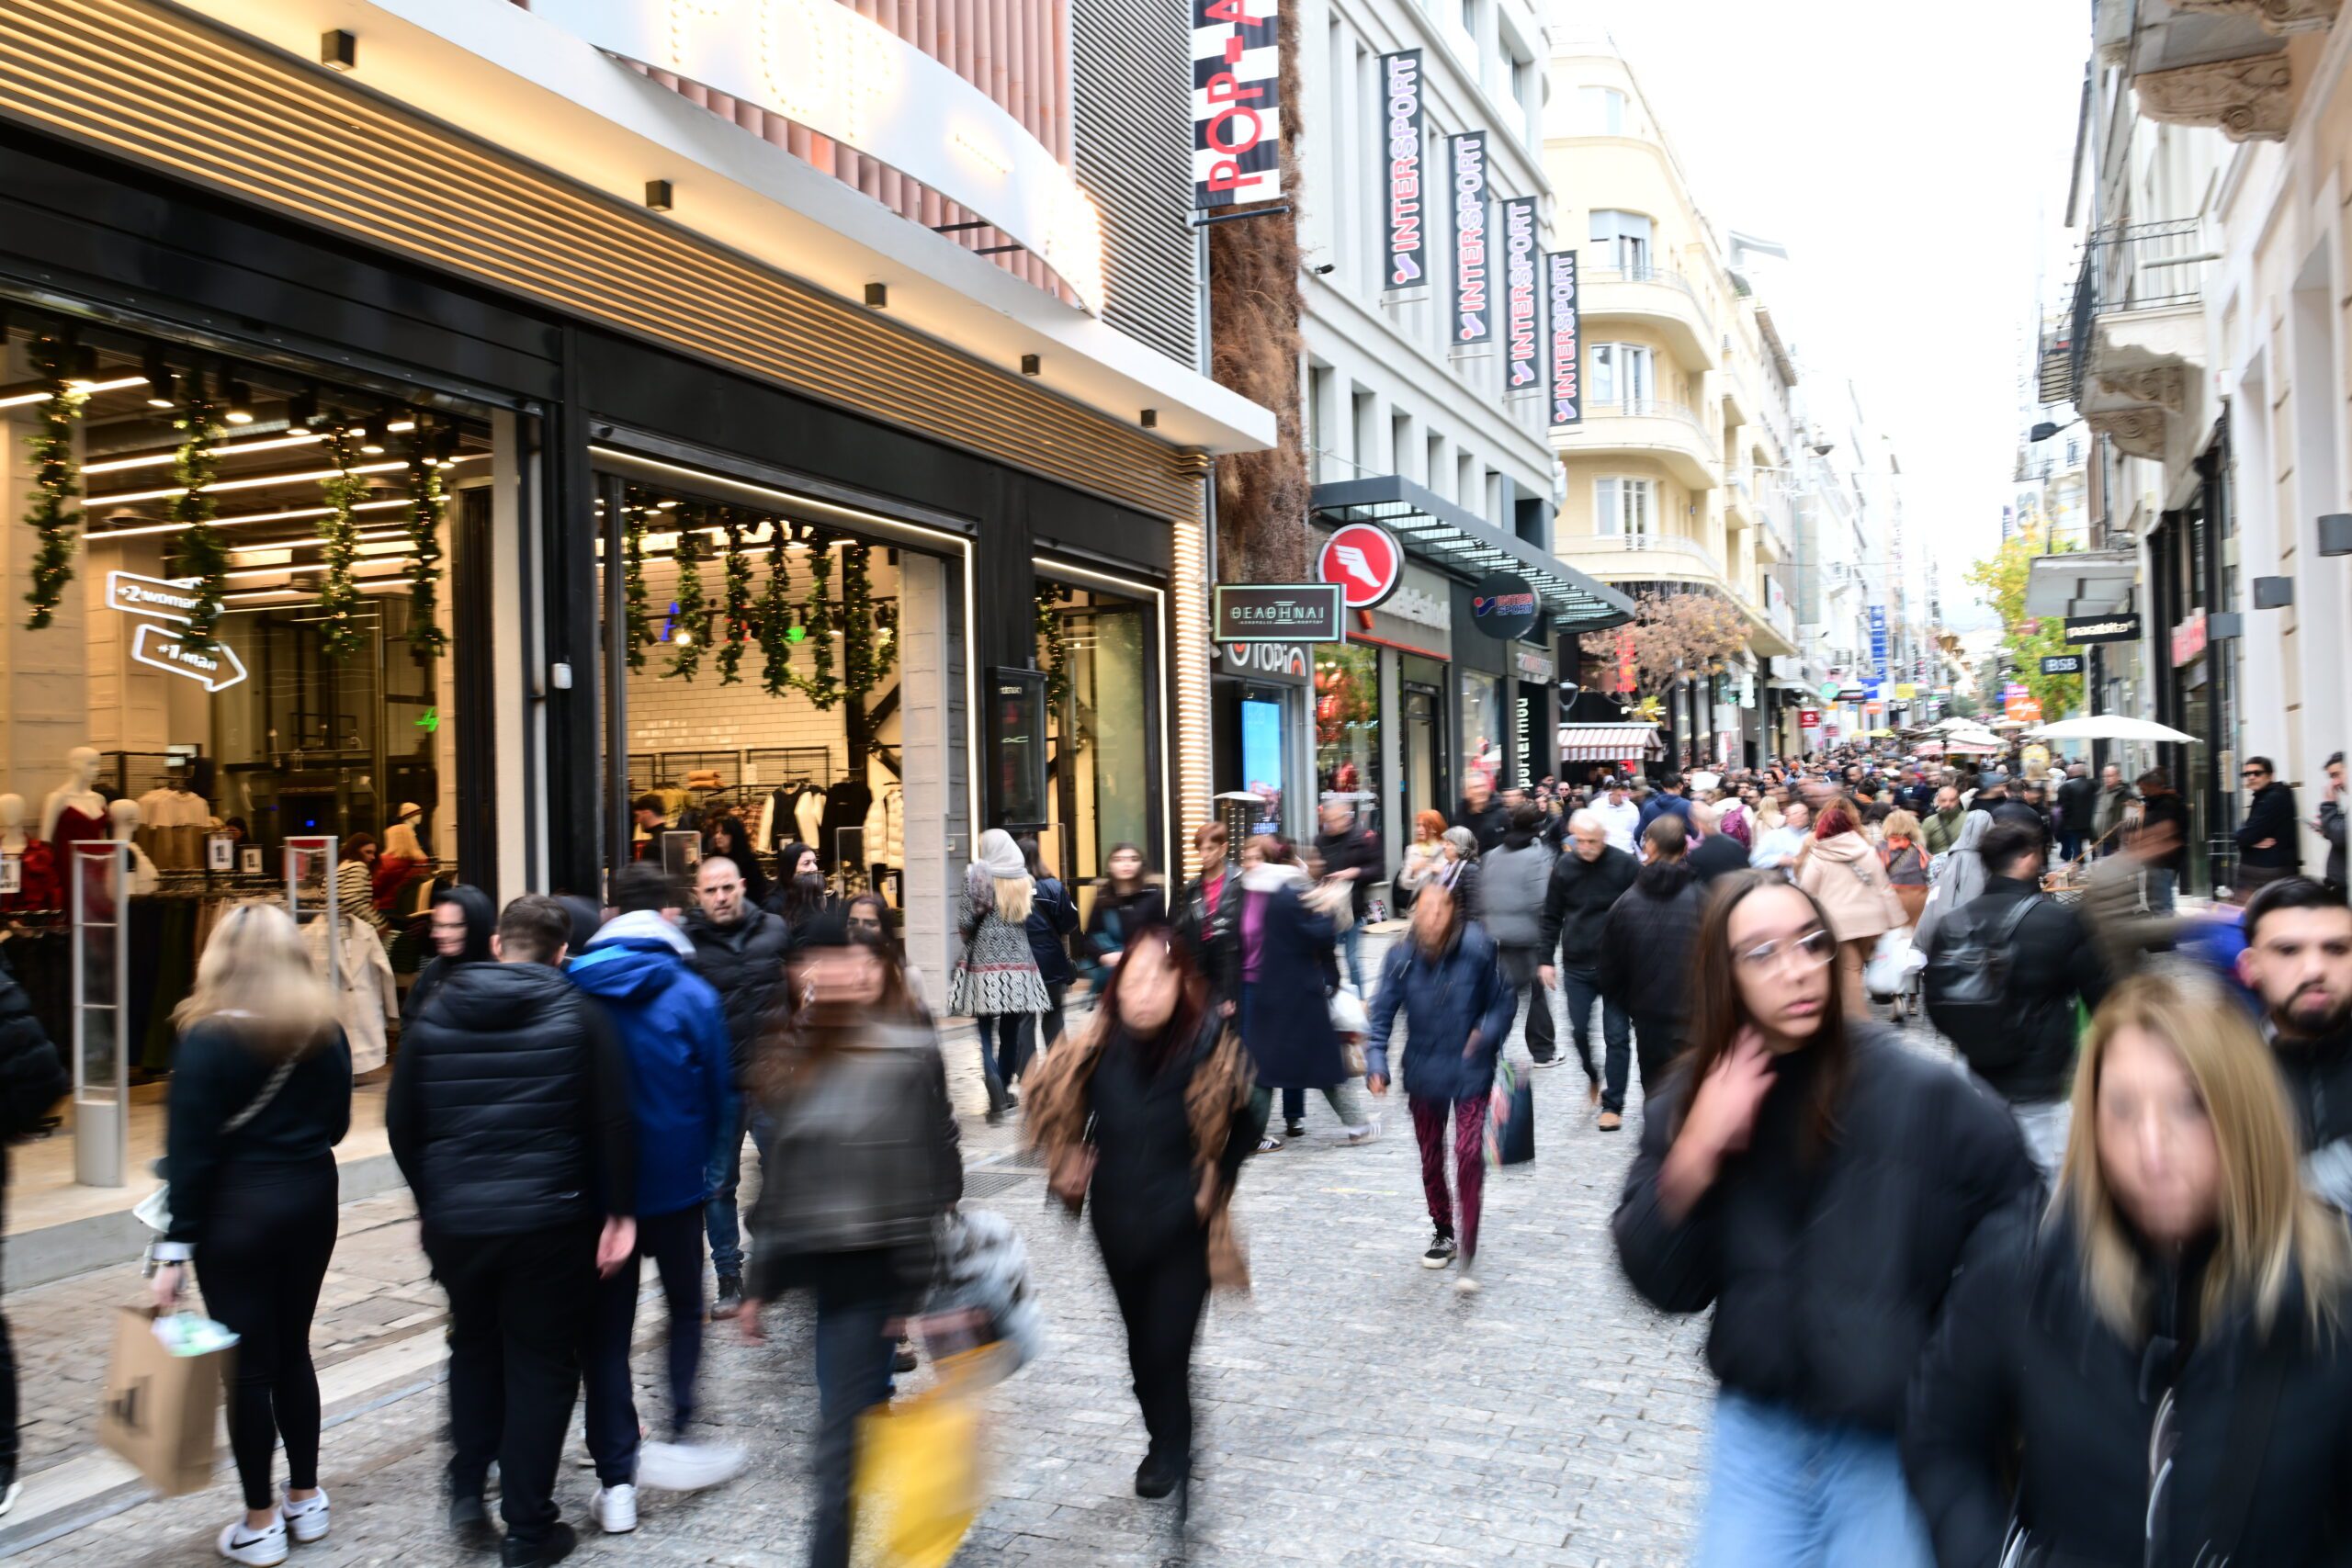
[
  {"left": 1453, "top": 1272, "right": 1482, "bottom": 1296},
  {"left": 281, "top": 1489, "right": 329, "bottom": 1543},
  {"left": 634, "top": 1439, "right": 747, "bottom": 1493},
  {"left": 217, "top": 1515, "right": 288, "bottom": 1566},
  {"left": 0, "top": 1481, "right": 20, "bottom": 1518},
  {"left": 592, "top": 1483, "right": 639, "bottom": 1534}
]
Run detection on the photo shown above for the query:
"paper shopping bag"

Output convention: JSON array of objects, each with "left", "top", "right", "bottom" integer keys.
[
  {"left": 97, "top": 1307, "right": 228, "bottom": 1496},
  {"left": 853, "top": 1366, "right": 983, "bottom": 1567}
]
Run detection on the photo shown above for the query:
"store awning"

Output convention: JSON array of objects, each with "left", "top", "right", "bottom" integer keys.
[
  {"left": 1557, "top": 723, "right": 1665, "bottom": 761},
  {"left": 2023, "top": 550, "right": 2139, "bottom": 618},
  {"left": 1311, "top": 477, "right": 1635, "bottom": 631}
]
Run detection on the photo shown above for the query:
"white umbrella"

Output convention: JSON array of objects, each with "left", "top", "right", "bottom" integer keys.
[
  {"left": 2030, "top": 715, "right": 2199, "bottom": 744},
  {"left": 1944, "top": 726, "right": 2004, "bottom": 749}
]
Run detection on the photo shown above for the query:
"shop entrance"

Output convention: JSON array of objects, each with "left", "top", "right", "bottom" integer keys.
[
  {"left": 1036, "top": 577, "right": 1159, "bottom": 917},
  {"left": 1401, "top": 679, "right": 1449, "bottom": 830}
]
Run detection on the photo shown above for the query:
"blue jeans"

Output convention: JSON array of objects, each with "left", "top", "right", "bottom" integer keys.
[
  {"left": 705, "top": 1098, "right": 775, "bottom": 1282},
  {"left": 1694, "top": 1392, "right": 1933, "bottom": 1568},
  {"left": 1340, "top": 920, "right": 1366, "bottom": 994},
  {"left": 1559, "top": 966, "right": 1625, "bottom": 1093},
  {"left": 808, "top": 1253, "right": 907, "bottom": 1568}
]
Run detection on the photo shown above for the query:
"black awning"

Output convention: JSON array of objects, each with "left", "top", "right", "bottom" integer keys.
[{"left": 1310, "top": 476, "right": 1635, "bottom": 632}]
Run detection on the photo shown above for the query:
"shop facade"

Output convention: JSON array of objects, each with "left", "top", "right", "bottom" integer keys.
[{"left": 0, "top": 0, "right": 1266, "bottom": 1190}]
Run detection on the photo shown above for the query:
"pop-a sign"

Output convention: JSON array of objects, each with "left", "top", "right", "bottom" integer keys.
[
  {"left": 1448, "top": 133, "right": 1492, "bottom": 351},
  {"left": 1379, "top": 51, "right": 1427, "bottom": 295},
  {"left": 1545, "top": 252, "right": 1581, "bottom": 426},
  {"left": 1501, "top": 197, "right": 1540, "bottom": 393},
  {"left": 1192, "top": 0, "right": 1281, "bottom": 208}
]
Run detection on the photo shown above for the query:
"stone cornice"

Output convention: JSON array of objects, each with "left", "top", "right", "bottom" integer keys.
[
  {"left": 2134, "top": 54, "right": 2296, "bottom": 141},
  {"left": 2165, "top": 0, "right": 2340, "bottom": 36},
  {"left": 2087, "top": 408, "right": 2169, "bottom": 461},
  {"left": 2098, "top": 366, "right": 2188, "bottom": 412}
]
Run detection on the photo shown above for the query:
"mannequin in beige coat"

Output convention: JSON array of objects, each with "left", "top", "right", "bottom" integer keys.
[{"left": 1792, "top": 799, "right": 1908, "bottom": 1011}]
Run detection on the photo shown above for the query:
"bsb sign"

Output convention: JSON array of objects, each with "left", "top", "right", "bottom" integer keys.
[
  {"left": 1190, "top": 0, "right": 1282, "bottom": 208},
  {"left": 1379, "top": 51, "right": 1427, "bottom": 295}
]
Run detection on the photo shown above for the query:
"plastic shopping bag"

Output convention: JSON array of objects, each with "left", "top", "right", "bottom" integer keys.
[
  {"left": 853, "top": 1356, "right": 987, "bottom": 1568},
  {"left": 1485, "top": 1060, "right": 1535, "bottom": 1168}
]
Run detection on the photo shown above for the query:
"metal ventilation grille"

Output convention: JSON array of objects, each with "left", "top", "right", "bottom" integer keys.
[
  {"left": 0, "top": 0, "right": 1204, "bottom": 523},
  {"left": 1069, "top": 0, "right": 1199, "bottom": 368}
]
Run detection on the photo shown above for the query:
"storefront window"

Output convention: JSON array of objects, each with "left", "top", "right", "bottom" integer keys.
[
  {"left": 1038, "top": 583, "right": 1152, "bottom": 898},
  {"left": 1315, "top": 642, "right": 1381, "bottom": 835},
  {"left": 1459, "top": 668, "right": 1504, "bottom": 792}
]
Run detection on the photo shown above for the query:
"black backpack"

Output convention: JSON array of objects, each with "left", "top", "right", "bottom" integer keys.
[{"left": 1923, "top": 896, "right": 2043, "bottom": 1071}]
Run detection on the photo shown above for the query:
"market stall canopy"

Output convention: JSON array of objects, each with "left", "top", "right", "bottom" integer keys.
[
  {"left": 2030, "top": 715, "right": 2199, "bottom": 744},
  {"left": 1557, "top": 723, "right": 1664, "bottom": 762},
  {"left": 1312, "top": 477, "right": 1634, "bottom": 631}
]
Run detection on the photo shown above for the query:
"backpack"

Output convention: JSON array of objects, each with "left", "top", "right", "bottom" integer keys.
[{"left": 1922, "top": 896, "right": 2045, "bottom": 1071}]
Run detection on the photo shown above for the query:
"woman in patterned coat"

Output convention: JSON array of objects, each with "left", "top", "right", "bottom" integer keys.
[{"left": 952, "top": 829, "right": 1050, "bottom": 1122}]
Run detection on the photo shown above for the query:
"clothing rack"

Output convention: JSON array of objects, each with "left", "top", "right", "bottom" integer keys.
[
  {"left": 101, "top": 749, "right": 202, "bottom": 802},
  {"left": 742, "top": 747, "right": 834, "bottom": 788}
]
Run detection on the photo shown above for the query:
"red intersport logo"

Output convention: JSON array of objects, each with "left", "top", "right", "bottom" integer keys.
[{"left": 1317, "top": 523, "right": 1403, "bottom": 608}]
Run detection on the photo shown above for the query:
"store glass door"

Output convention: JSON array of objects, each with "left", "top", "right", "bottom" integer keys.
[{"left": 1401, "top": 682, "right": 1447, "bottom": 830}]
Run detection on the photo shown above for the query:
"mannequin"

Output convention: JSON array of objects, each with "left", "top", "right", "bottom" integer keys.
[
  {"left": 40, "top": 746, "right": 107, "bottom": 852},
  {"left": 0, "top": 794, "right": 27, "bottom": 857},
  {"left": 0, "top": 794, "right": 59, "bottom": 912},
  {"left": 382, "top": 802, "right": 426, "bottom": 863},
  {"left": 108, "top": 798, "right": 161, "bottom": 895}
]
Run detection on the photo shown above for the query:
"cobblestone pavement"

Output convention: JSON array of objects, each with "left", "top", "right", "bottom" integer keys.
[{"left": 8, "top": 929, "right": 1716, "bottom": 1565}]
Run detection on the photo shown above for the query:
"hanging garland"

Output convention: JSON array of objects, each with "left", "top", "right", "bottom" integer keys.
[
  {"left": 717, "top": 513, "right": 753, "bottom": 686},
  {"left": 757, "top": 519, "right": 795, "bottom": 697},
  {"left": 666, "top": 505, "right": 707, "bottom": 681},
  {"left": 313, "top": 426, "right": 369, "bottom": 660},
  {"left": 169, "top": 392, "right": 230, "bottom": 655},
  {"left": 20, "top": 334, "right": 87, "bottom": 630},
  {"left": 1035, "top": 588, "right": 1072, "bottom": 715},
  {"left": 840, "top": 541, "right": 879, "bottom": 703},
  {"left": 402, "top": 427, "right": 449, "bottom": 662},
  {"left": 623, "top": 492, "right": 650, "bottom": 671},
  {"left": 791, "top": 540, "right": 840, "bottom": 709}
]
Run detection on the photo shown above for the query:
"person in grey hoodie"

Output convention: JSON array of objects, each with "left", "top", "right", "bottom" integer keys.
[{"left": 1482, "top": 803, "right": 1560, "bottom": 1067}]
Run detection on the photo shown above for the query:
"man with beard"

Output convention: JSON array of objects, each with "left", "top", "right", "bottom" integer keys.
[{"left": 2238, "top": 877, "right": 2352, "bottom": 1210}]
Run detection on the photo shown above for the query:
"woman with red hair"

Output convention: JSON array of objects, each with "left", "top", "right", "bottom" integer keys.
[{"left": 1793, "top": 799, "right": 1907, "bottom": 1011}]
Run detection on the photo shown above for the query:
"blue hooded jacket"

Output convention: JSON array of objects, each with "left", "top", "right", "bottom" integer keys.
[
  {"left": 568, "top": 911, "right": 735, "bottom": 1217},
  {"left": 1364, "top": 920, "right": 1516, "bottom": 1103}
]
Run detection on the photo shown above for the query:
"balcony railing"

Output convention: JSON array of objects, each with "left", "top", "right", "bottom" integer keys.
[
  {"left": 2057, "top": 218, "right": 2215, "bottom": 402},
  {"left": 1576, "top": 397, "right": 1713, "bottom": 440},
  {"left": 1582, "top": 263, "right": 1716, "bottom": 339}
]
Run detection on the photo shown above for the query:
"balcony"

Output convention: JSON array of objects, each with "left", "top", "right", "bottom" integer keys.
[
  {"left": 2057, "top": 218, "right": 2212, "bottom": 462},
  {"left": 1553, "top": 398, "right": 1718, "bottom": 491},
  {"left": 1550, "top": 534, "right": 1795, "bottom": 656},
  {"left": 1578, "top": 264, "right": 1718, "bottom": 370},
  {"left": 2101, "top": 0, "right": 2326, "bottom": 144}
]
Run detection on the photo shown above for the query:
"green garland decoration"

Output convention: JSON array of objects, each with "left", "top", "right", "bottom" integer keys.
[
  {"left": 1035, "top": 589, "right": 1072, "bottom": 715},
  {"left": 20, "top": 335, "right": 87, "bottom": 630},
  {"left": 840, "top": 541, "right": 877, "bottom": 703},
  {"left": 403, "top": 434, "right": 449, "bottom": 662},
  {"left": 169, "top": 395, "right": 230, "bottom": 655},
  {"left": 717, "top": 513, "right": 753, "bottom": 686},
  {"left": 665, "top": 505, "right": 707, "bottom": 681},
  {"left": 314, "top": 427, "right": 369, "bottom": 660},
  {"left": 757, "top": 521, "right": 795, "bottom": 697},
  {"left": 790, "top": 542, "right": 840, "bottom": 709},
  {"left": 623, "top": 493, "right": 650, "bottom": 671}
]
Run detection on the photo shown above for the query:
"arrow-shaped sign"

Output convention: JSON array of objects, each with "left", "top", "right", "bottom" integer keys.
[
  {"left": 105, "top": 569, "right": 204, "bottom": 624},
  {"left": 130, "top": 622, "right": 248, "bottom": 693}
]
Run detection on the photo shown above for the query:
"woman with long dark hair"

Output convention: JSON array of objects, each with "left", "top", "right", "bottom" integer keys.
[
  {"left": 151, "top": 905, "right": 352, "bottom": 1564},
  {"left": 740, "top": 919, "right": 960, "bottom": 1568},
  {"left": 1082, "top": 842, "right": 1166, "bottom": 976},
  {"left": 1612, "top": 870, "right": 2033, "bottom": 1566},
  {"left": 764, "top": 842, "right": 827, "bottom": 929},
  {"left": 1024, "top": 923, "right": 1264, "bottom": 1503}
]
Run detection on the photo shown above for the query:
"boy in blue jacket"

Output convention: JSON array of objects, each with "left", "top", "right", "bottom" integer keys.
[{"left": 566, "top": 864, "right": 741, "bottom": 1527}]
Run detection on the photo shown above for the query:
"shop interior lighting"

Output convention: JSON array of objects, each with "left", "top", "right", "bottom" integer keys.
[
  {"left": 0, "top": 375, "right": 150, "bottom": 408},
  {"left": 223, "top": 381, "right": 255, "bottom": 424},
  {"left": 84, "top": 430, "right": 323, "bottom": 475},
  {"left": 93, "top": 498, "right": 410, "bottom": 539},
  {"left": 92, "top": 451, "right": 480, "bottom": 507},
  {"left": 321, "top": 28, "right": 357, "bottom": 71},
  {"left": 359, "top": 420, "right": 388, "bottom": 456},
  {"left": 142, "top": 349, "right": 176, "bottom": 408}
]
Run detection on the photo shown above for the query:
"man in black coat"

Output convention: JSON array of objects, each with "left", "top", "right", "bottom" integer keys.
[
  {"left": 2237, "top": 877, "right": 2352, "bottom": 1211},
  {"left": 1977, "top": 781, "right": 2050, "bottom": 855},
  {"left": 683, "top": 855, "right": 792, "bottom": 1313},
  {"left": 1453, "top": 773, "right": 1510, "bottom": 855},
  {"left": 2234, "top": 754, "right": 2301, "bottom": 890},
  {"left": 1315, "top": 797, "right": 1385, "bottom": 994},
  {"left": 1924, "top": 821, "right": 2110, "bottom": 1179},
  {"left": 0, "top": 953, "right": 67, "bottom": 1515},
  {"left": 2053, "top": 761, "right": 2098, "bottom": 863},
  {"left": 389, "top": 895, "right": 638, "bottom": 1566},
  {"left": 1684, "top": 801, "right": 1751, "bottom": 885},
  {"left": 1537, "top": 810, "right": 1638, "bottom": 1115},
  {"left": 1596, "top": 817, "right": 1704, "bottom": 1131}
]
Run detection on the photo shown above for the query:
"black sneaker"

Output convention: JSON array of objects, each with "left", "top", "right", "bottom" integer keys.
[
  {"left": 1421, "top": 1228, "right": 1457, "bottom": 1269},
  {"left": 1284, "top": 1120, "right": 1306, "bottom": 1140},
  {"left": 502, "top": 1520, "right": 577, "bottom": 1568},
  {"left": 1529, "top": 1054, "right": 1563, "bottom": 1068},
  {"left": 449, "top": 1495, "right": 497, "bottom": 1553},
  {"left": 1135, "top": 1451, "right": 1184, "bottom": 1499},
  {"left": 709, "top": 1276, "right": 742, "bottom": 1319}
]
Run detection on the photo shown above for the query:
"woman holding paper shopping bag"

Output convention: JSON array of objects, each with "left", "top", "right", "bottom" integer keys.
[{"left": 150, "top": 904, "right": 351, "bottom": 1566}]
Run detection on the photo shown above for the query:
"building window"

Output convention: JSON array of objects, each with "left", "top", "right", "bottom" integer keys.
[
  {"left": 1577, "top": 86, "right": 1625, "bottom": 135},
  {"left": 1595, "top": 477, "right": 1656, "bottom": 543},
  {"left": 1588, "top": 342, "right": 1654, "bottom": 407},
  {"left": 1589, "top": 209, "right": 1653, "bottom": 275}
]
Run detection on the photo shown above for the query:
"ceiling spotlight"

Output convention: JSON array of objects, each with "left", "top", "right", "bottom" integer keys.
[
  {"left": 864, "top": 282, "right": 888, "bottom": 308},
  {"left": 1020, "top": 354, "right": 1042, "bottom": 377},
  {"left": 142, "top": 348, "right": 175, "bottom": 409},
  {"left": 288, "top": 388, "right": 319, "bottom": 428},
  {"left": 656, "top": 498, "right": 680, "bottom": 511},
  {"left": 224, "top": 380, "right": 255, "bottom": 425},
  {"left": 644, "top": 179, "right": 674, "bottom": 212},
  {"left": 321, "top": 28, "right": 357, "bottom": 71},
  {"left": 360, "top": 419, "right": 387, "bottom": 456},
  {"left": 1139, "top": 408, "right": 1159, "bottom": 429}
]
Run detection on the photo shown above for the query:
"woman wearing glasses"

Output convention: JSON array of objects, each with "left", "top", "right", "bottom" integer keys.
[{"left": 1612, "top": 870, "right": 2034, "bottom": 1567}]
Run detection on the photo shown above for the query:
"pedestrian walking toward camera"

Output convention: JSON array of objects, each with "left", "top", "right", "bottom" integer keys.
[
  {"left": 1024, "top": 928, "right": 1264, "bottom": 1504},
  {"left": 954, "top": 829, "right": 1051, "bottom": 1121},
  {"left": 391, "top": 895, "right": 636, "bottom": 1565},
  {"left": 1597, "top": 816, "right": 1705, "bottom": 1127},
  {"left": 1396, "top": 808, "right": 1451, "bottom": 912},
  {"left": 2234, "top": 876, "right": 2352, "bottom": 1209},
  {"left": 1015, "top": 835, "right": 1080, "bottom": 1066},
  {"left": 402, "top": 883, "right": 495, "bottom": 1024},
  {"left": 153, "top": 905, "right": 351, "bottom": 1567},
  {"left": 1483, "top": 803, "right": 1560, "bottom": 1067},
  {"left": 1904, "top": 967, "right": 2352, "bottom": 1568},
  {"left": 1174, "top": 822, "right": 1244, "bottom": 1016},
  {"left": 684, "top": 855, "right": 791, "bottom": 1319},
  {"left": 1238, "top": 839, "right": 1374, "bottom": 1148},
  {"left": 1083, "top": 841, "right": 1168, "bottom": 979},
  {"left": 1436, "top": 825, "right": 1483, "bottom": 920},
  {"left": 1613, "top": 871, "right": 2033, "bottom": 1568},
  {"left": 738, "top": 919, "right": 960, "bottom": 1568},
  {"left": 2312, "top": 750, "right": 2345, "bottom": 894},
  {"left": 567, "top": 864, "right": 741, "bottom": 1518},
  {"left": 1538, "top": 808, "right": 1637, "bottom": 1113},
  {"left": 1365, "top": 881, "right": 1515, "bottom": 1292}
]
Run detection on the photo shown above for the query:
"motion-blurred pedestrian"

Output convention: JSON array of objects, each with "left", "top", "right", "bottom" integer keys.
[
  {"left": 1314, "top": 797, "right": 1385, "bottom": 992},
  {"left": 1483, "top": 803, "right": 1561, "bottom": 1068},
  {"left": 1794, "top": 800, "right": 1906, "bottom": 1012},
  {"left": 1597, "top": 816, "right": 1704, "bottom": 1130},
  {"left": 1538, "top": 809, "right": 1637, "bottom": 1109},
  {"left": 684, "top": 855, "right": 791, "bottom": 1317},
  {"left": 402, "top": 883, "right": 494, "bottom": 1024},
  {"left": 1174, "top": 822, "right": 1243, "bottom": 1016},
  {"left": 1238, "top": 840, "right": 1374, "bottom": 1149},
  {"left": 1016, "top": 834, "right": 1080, "bottom": 1065},
  {"left": 0, "top": 947, "right": 66, "bottom": 1520}
]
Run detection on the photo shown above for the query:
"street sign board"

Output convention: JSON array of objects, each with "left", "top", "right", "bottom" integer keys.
[
  {"left": 130, "top": 622, "right": 247, "bottom": 692},
  {"left": 1317, "top": 523, "right": 1404, "bottom": 608},
  {"left": 1213, "top": 583, "right": 1343, "bottom": 642},
  {"left": 2064, "top": 614, "right": 2141, "bottom": 646},
  {"left": 2041, "top": 653, "right": 2085, "bottom": 675},
  {"left": 1468, "top": 571, "right": 1538, "bottom": 639}
]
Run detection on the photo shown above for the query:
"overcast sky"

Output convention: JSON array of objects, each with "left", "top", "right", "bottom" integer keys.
[{"left": 1585, "top": 0, "right": 2087, "bottom": 628}]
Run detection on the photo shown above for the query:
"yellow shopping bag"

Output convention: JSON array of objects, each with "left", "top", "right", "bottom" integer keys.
[{"left": 852, "top": 1349, "right": 994, "bottom": 1567}]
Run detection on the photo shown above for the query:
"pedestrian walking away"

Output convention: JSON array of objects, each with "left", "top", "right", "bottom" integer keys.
[
  {"left": 1538, "top": 808, "right": 1638, "bottom": 1110},
  {"left": 954, "top": 828, "right": 1052, "bottom": 1120},
  {"left": 1314, "top": 795, "right": 1385, "bottom": 994},
  {"left": 1023, "top": 927, "right": 1266, "bottom": 1504},
  {"left": 1904, "top": 967, "right": 2352, "bottom": 1568},
  {"left": 153, "top": 905, "right": 353, "bottom": 1566},
  {"left": 1365, "top": 881, "right": 1515, "bottom": 1292},
  {"left": 0, "top": 946, "right": 66, "bottom": 1522},
  {"left": 2233, "top": 876, "right": 2352, "bottom": 1209},
  {"left": 1685, "top": 801, "right": 1752, "bottom": 886},
  {"left": 1793, "top": 800, "right": 1907, "bottom": 1014},
  {"left": 567, "top": 863, "right": 741, "bottom": 1512},
  {"left": 1597, "top": 816, "right": 1705, "bottom": 1130},
  {"left": 738, "top": 918, "right": 962, "bottom": 1568},
  {"left": 1613, "top": 871, "right": 2034, "bottom": 1568},
  {"left": 1236, "top": 839, "right": 1374, "bottom": 1148},
  {"left": 683, "top": 853, "right": 792, "bottom": 1318},
  {"left": 2053, "top": 761, "right": 2098, "bottom": 864},
  {"left": 1015, "top": 833, "right": 1080, "bottom": 1066},
  {"left": 1174, "top": 821, "right": 1244, "bottom": 1018},
  {"left": 390, "top": 893, "right": 638, "bottom": 1566},
  {"left": 1483, "top": 802, "right": 1562, "bottom": 1066}
]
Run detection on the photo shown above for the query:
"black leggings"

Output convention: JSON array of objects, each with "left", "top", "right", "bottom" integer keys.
[
  {"left": 196, "top": 1155, "right": 339, "bottom": 1511},
  {"left": 1097, "top": 1230, "right": 1211, "bottom": 1465}
]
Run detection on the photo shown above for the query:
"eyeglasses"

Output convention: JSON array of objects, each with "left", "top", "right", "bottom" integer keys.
[
  {"left": 2241, "top": 769, "right": 2267, "bottom": 779},
  {"left": 1734, "top": 929, "right": 1838, "bottom": 973}
]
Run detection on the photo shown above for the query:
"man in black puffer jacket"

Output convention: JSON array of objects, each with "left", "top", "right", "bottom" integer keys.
[
  {"left": 684, "top": 855, "right": 792, "bottom": 1313},
  {"left": 1597, "top": 816, "right": 1705, "bottom": 1125},
  {"left": 1537, "top": 810, "right": 1638, "bottom": 1116},
  {"left": 390, "top": 895, "right": 637, "bottom": 1563},
  {"left": 0, "top": 952, "right": 67, "bottom": 1514}
]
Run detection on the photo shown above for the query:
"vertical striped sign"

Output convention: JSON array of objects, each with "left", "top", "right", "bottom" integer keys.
[
  {"left": 1545, "top": 251, "right": 1581, "bottom": 427},
  {"left": 1502, "top": 197, "right": 1541, "bottom": 393}
]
